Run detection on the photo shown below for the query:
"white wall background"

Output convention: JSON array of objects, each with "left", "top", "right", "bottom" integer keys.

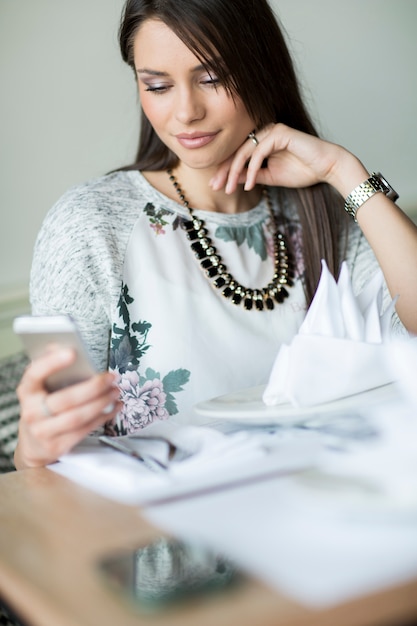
[{"left": 1, "top": 0, "right": 416, "bottom": 299}]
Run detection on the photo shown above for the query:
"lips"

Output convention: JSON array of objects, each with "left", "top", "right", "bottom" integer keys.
[{"left": 175, "top": 132, "right": 218, "bottom": 149}]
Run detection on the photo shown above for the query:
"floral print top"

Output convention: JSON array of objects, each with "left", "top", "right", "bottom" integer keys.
[{"left": 30, "top": 171, "right": 393, "bottom": 437}]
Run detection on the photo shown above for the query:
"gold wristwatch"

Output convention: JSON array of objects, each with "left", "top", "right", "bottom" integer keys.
[{"left": 344, "top": 172, "right": 399, "bottom": 221}]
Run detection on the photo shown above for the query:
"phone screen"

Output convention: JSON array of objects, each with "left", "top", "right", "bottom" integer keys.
[{"left": 97, "top": 536, "right": 247, "bottom": 613}]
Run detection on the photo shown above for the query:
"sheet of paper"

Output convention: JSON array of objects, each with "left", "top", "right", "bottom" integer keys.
[
  {"left": 49, "top": 397, "right": 417, "bottom": 608},
  {"left": 144, "top": 470, "right": 417, "bottom": 608},
  {"left": 143, "top": 397, "right": 417, "bottom": 607}
]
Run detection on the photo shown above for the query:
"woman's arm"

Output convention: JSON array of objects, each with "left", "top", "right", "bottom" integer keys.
[
  {"left": 211, "top": 123, "right": 417, "bottom": 334},
  {"left": 326, "top": 149, "right": 417, "bottom": 335},
  {"left": 15, "top": 180, "right": 126, "bottom": 468}
]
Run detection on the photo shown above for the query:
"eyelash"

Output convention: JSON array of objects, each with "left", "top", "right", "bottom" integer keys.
[
  {"left": 144, "top": 77, "right": 220, "bottom": 94},
  {"left": 145, "top": 86, "right": 168, "bottom": 94}
]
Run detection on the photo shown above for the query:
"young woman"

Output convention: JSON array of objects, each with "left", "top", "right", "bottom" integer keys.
[{"left": 14, "top": 0, "right": 417, "bottom": 469}]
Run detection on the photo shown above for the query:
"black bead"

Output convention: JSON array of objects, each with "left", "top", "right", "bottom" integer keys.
[
  {"left": 206, "top": 266, "right": 219, "bottom": 278},
  {"left": 274, "top": 289, "right": 284, "bottom": 303},
  {"left": 186, "top": 229, "right": 199, "bottom": 241},
  {"left": 183, "top": 220, "right": 194, "bottom": 232},
  {"left": 191, "top": 241, "right": 205, "bottom": 255},
  {"left": 214, "top": 276, "right": 227, "bottom": 288}
]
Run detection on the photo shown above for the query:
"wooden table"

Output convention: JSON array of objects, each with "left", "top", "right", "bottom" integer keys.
[{"left": 0, "top": 468, "right": 417, "bottom": 626}]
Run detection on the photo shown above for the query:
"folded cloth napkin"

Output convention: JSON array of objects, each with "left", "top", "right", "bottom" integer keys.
[
  {"left": 263, "top": 260, "right": 397, "bottom": 408},
  {"left": 52, "top": 420, "right": 320, "bottom": 505}
]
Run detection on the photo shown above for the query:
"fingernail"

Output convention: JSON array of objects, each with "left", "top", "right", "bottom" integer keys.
[{"left": 104, "top": 371, "right": 118, "bottom": 386}]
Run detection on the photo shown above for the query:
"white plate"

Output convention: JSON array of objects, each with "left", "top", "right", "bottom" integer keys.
[{"left": 194, "top": 383, "right": 401, "bottom": 425}]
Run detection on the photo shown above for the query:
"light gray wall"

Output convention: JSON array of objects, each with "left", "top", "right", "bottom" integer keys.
[{"left": 1, "top": 0, "right": 416, "bottom": 298}]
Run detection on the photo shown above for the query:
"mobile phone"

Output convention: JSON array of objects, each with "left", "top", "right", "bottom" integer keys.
[{"left": 13, "top": 314, "right": 98, "bottom": 392}]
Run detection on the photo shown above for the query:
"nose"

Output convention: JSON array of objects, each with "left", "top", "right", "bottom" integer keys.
[{"left": 174, "top": 86, "right": 205, "bottom": 124}]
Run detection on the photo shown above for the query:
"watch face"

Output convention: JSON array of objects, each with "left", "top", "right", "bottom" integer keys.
[
  {"left": 374, "top": 173, "right": 399, "bottom": 202},
  {"left": 374, "top": 173, "right": 389, "bottom": 193}
]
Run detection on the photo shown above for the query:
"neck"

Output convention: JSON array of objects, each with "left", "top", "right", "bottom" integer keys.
[{"left": 169, "top": 166, "right": 262, "bottom": 214}]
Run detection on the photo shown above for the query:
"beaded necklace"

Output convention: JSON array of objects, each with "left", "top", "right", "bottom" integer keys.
[{"left": 167, "top": 169, "right": 294, "bottom": 311}]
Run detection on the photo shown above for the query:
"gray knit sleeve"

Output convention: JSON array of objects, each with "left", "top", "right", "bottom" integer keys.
[{"left": 30, "top": 173, "right": 140, "bottom": 371}]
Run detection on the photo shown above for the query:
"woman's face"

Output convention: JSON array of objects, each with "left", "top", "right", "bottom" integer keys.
[{"left": 133, "top": 19, "right": 256, "bottom": 171}]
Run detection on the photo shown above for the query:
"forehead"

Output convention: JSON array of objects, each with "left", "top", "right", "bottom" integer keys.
[{"left": 133, "top": 19, "right": 199, "bottom": 68}]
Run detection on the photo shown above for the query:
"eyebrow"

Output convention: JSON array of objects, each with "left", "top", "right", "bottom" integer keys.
[{"left": 136, "top": 63, "right": 207, "bottom": 76}]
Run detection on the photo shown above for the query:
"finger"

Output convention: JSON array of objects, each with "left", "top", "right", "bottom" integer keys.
[
  {"left": 224, "top": 125, "right": 278, "bottom": 194},
  {"left": 19, "top": 369, "right": 119, "bottom": 430},
  {"left": 35, "top": 387, "right": 122, "bottom": 441},
  {"left": 211, "top": 153, "right": 252, "bottom": 193},
  {"left": 44, "top": 371, "right": 119, "bottom": 418},
  {"left": 24, "top": 400, "right": 123, "bottom": 463},
  {"left": 225, "top": 144, "right": 257, "bottom": 194},
  {"left": 211, "top": 130, "right": 269, "bottom": 194},
  {"left": 17, "top": 347, "right": 76, "bottom": 396},
  {"left": 243, "top": 128, "right": 291, "bottom": 191},
  {"left": 209, "top": 156, "right": 234, "bottom": 191}
]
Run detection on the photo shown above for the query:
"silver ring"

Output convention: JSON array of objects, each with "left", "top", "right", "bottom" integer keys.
[
  {"left": 248, "top": 131, "right": 259, "bottom": 146},
  {"left": 41, "top": 397, "right": 53, "bottom": 417}
]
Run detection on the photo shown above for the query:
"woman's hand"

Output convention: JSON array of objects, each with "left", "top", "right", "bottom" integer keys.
[
  {"left": 210, "top": 123, "right": 417, "bottom": 335},
  {"left": 14, "top": 347, "right": 122, "bottom": 469},
  {"left": 210, "top": 123, "right": 367, "bottom": 198}
]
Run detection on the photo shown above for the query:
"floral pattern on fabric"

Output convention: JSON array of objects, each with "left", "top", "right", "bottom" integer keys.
[
  {"left": 144, "top": 202, "right": 185, "bottom": 235},
  {"left": 144, "top": 202, "right": 171, "bottom": 235},
  {"left": 143, "top": 200, "right": 305, "bottom": 281},
  {"left": 215, "top": 214, "right": 305, "bottom": 281},
  {"left": 106, "top": 284, "right": 190, "bottom": 435},
  {"left": 215, "top": 222, "right": 272, "bottom": 260}
]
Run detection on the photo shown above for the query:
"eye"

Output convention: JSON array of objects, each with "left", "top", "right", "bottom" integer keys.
[
  {"left": 201, "top": 75, "right": 220, "bottom": 88},
  {"left": 144, "top": 84, "right": 170, "bottom": 94}
]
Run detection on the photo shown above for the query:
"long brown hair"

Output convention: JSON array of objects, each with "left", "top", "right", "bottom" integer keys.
[{"left": 118, "top": 0, "right": 349, "bottom": 304}]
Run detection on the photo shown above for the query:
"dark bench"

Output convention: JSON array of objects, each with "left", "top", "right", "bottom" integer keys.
[{"left": 0, "top": 352, "right": 28, "bottom": 474}]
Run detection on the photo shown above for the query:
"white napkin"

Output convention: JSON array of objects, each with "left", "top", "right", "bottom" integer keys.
[
  {"left": 51, "top": 420, "right": 320, "bottom": 505},
  {"left": 263, "top": 260, "right": 397, "bottom": 407}
]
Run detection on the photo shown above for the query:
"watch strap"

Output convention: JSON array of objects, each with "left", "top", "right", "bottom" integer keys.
[{"left": 344, "top": 172, "right": 399, "bottom": 221}]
